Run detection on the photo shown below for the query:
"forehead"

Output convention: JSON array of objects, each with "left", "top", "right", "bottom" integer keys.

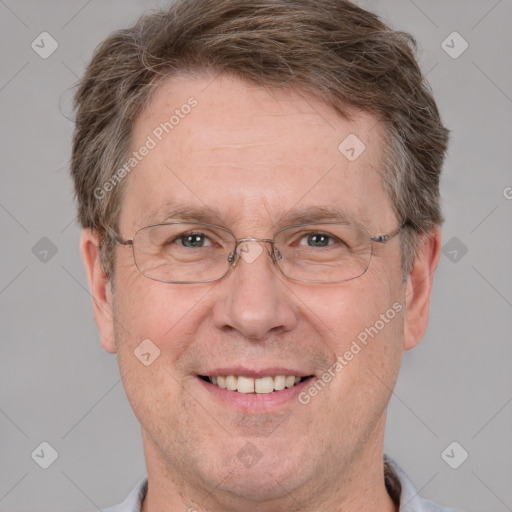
[{"left": 122, "top": 73, "right": 395, "bottom": 233}]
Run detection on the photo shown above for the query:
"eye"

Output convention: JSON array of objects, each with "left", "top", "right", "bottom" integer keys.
[
  {"left": 298, "top": 232, "right": 337, "bottom": 248},
  {"left": 175, "top": 232, "right": 213, "bottom": 248}
]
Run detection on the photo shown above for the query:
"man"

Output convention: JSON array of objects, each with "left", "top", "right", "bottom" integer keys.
[{"left": 72, "top": 0, "right": 455, "bottom": 510}]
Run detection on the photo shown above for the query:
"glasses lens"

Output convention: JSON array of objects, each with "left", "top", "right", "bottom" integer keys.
[
  {"left": 133, "top": 223, "right": 235, "bottom": 283},
  {"left": 274, "top": 223, "right": 372, "bottom": 282},
  {"left": 130, "top": 222, "right": 372, "bottom": 284}
]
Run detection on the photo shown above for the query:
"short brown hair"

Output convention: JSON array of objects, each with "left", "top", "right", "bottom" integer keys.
[{"left": 71, "top": 0, "right": 449, "bottom": 278}]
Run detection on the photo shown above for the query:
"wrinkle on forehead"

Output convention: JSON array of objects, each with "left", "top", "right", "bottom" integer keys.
[{"left": 199, "top": 142, "right": 281, "bottom": 150}]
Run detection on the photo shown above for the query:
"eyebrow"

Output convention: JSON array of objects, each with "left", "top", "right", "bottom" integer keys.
[
  {"left": 140, "top": 200, "right": 364, "bottom": 230},
  {"left": 141, "top": 200, "right": 226, "bottom": 226},
  {"left": 277, "top": 205, "right": 361, "bottom": 226}
]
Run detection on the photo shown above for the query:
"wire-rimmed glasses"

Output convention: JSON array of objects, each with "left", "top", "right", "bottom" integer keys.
[{"left": 112, "top": 221, "right": 402, "bottom": 284}]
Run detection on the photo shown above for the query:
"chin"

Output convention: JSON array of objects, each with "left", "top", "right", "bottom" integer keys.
[
  {"left": 217, "top": 469, "right": 303, "bottom": 504},
  {"left": 207, "top": 445, "right": 312, "bottom": 504}
]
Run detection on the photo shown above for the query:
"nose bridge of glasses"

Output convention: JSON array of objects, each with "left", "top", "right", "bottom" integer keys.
[
  {"left": 236, "top": 237, "right": 275, "bottom": 244},
  {"left": 228, "top": 237, "right": 278, "bottom": 265}
]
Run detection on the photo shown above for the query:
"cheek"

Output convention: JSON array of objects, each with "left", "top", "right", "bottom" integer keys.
[
  {"left": 340, "top": 270, "right": 404, "bottom": 382},
  {"left": 110, "top": 246, "right": 232, "bottom": 402},
  {"left": 313, "top": 267, "right": 404, "bottom": 412},
  {"left": 319, "top": 309, "right": 403, "bottom": 450},
  {"left": 110, "top": 276, "right": 207, "bottom": 442},
  {"left": 114, "top": 269, "right": 192, "bottom": 340},
  {"left": 305, "top": 264, "right": 403, "bottom": 349}
]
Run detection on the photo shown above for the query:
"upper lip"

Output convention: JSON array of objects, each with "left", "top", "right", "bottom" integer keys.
[{"left": 198, "top": 367, "right": 312, "bottom": 378}]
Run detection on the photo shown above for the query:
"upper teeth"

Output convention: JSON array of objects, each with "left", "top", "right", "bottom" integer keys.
[{"left": 209, "top": 375, "right": 302, "bottom": 394}]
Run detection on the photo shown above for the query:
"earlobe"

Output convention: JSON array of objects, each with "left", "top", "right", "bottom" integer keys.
[
  {"left": 403, "top": 226, "right": 442, "bottom": 351},
  {"left": 80, "top": 229, "right": 116, "bottom": 353}
]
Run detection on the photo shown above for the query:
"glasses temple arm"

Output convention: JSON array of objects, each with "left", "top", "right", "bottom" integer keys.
[
  {"left": 106, "top": 229, "right": 134, "bottom": 247},
  {"left": 371, "top": 224, "right": 405, "bottom": 244}
]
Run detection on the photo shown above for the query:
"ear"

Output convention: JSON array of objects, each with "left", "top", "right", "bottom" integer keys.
[
  {"left": 403, "top": 226, "right": 441, "bottom": 351},
  {"left": 80, "top": 229, "right": 116, "bottom": 353}
]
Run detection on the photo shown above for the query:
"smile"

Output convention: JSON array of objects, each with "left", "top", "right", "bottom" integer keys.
[{"left": 199, "top": 375, "right": 311, "bottom": 394}]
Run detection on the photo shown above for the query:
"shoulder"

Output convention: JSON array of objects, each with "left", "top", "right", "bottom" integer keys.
[
  {"left": 384, "top": 455, "right": 462, "bottom": 512},
  {"left": 101, "top": 478, "right": 148, "bottom": 512},
  {"left": 416, "top": 498, "right": 461, "bottom": 512}
]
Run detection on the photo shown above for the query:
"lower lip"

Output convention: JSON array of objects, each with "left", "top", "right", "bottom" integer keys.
[{"left": 196, "top": 376, "right": 314, "bottom": 412}]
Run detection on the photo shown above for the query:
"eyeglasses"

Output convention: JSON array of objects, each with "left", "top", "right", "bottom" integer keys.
[{"left": 112, "top": 222, "right": 402, "bottom": 284}]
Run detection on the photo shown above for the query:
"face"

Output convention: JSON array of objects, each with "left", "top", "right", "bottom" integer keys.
[{"left": 82, "top": 73, "right": 439, "bottom": 509}]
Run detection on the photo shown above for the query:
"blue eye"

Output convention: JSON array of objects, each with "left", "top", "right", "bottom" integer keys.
[
  {"left": 305, "top": 233, "right": 332, "bottom": 247},
  {"left": 298, "top": 232, "right": 337, "bottom": 248},
  {"left": 175, "top": 232, "right": 212, "bottom": 248}
]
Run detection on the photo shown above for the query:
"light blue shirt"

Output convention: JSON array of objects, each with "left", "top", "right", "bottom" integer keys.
[{"left": 103, "top": 455, "right": 459, "bottom": 512}]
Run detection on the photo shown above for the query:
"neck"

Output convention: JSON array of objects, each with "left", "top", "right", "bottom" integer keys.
[{"left": 140, "top": 418, "right": 397, "bottom": 512}]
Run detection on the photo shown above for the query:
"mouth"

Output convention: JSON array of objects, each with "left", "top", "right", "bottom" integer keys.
[{"left": 198, "top": 374, "right": 313, "bottom": 394}]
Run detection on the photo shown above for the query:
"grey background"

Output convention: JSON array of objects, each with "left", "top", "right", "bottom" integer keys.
[{"left": 1, "top": 0, "right": 511, "bottom": 510}]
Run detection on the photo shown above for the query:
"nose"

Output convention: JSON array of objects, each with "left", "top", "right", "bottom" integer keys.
[{"left": 212, "top": 240, "right": 298, "bottom": 341}]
